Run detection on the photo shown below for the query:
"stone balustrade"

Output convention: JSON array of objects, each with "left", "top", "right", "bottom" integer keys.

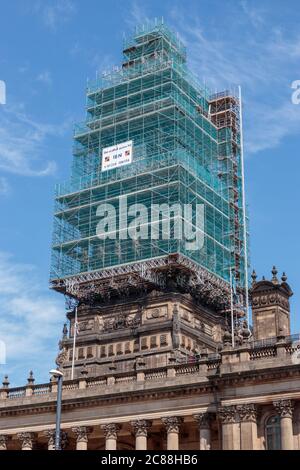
[{"left": 0, "top": 336, "right": 298, "bottom": 403}]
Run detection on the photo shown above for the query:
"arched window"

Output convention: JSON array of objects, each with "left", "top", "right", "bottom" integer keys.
[{"left": 265, "top": 415, "right": 281, "bottom": 450}]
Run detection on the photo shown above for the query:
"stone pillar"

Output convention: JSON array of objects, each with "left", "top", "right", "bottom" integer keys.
[
  {"left": 72, "top": 426, "right": 93, "bottom": 450},
  {"left": 274, "top": 399, "right": 294, "bottom": 450},
  {"left": 131, "top": 420, "right": 152, "bottom": 450},
  {"left": 44, "top": 430, "right": 68, "bottom": 450},
  {"left": 236, "top": 404, "right": 258, "bottom": 450},
  {"left": 194, "top": 413, "right": 212, "bottom": 450},
  {"left": 102, "top": 424, "right": 121, "bottom": 450},
  {"left": 0, "top": 435, "right": 9, "bottom": 450},
  {"left": 219, "top": 406, "right": 240, "bottom": 450},
  {"left": 17, "top": 432, "right": 36, "bottom": 451},
  {"left": 161, "top": 417, "right": 183, "bottom": 450}
]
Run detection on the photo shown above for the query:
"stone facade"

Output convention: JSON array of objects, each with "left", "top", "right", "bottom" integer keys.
[{"left": 0, "top": 269, "right": 299, "bottom": 450}]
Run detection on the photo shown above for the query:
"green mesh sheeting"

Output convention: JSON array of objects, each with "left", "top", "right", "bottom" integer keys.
[{"left": 50, "top": 20, "right": 248, "bottom": 290}]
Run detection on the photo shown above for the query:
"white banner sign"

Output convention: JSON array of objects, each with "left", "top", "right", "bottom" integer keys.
[{"left": 101, "top": 140, "right": 133, "bottom": 171}]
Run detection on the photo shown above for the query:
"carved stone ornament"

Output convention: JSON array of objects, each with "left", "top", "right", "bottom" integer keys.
[
  {"left": 194, "top": 412, "right": 212, "bottom": 428},
  {"left": 72, "top": 426, "right": 93, "bottom": 443},
  {"left": 252, "top": 292, "right": 289, "bottom": 310},
  {"left": 77, "top": 320, "right": 94, "bottom": 333},
  {"left": 161, "top": 416, "right": 183, "bottom": 434},
  {"left": 131, "top": 420, "right": 152, "bottom": 437},
  {"left": 145, "top": 306, "right": 167, "bottom": 320},
  {"left": 0, "top": 435, "right": 9, "bottom": 449},
  {"left": 236, "top": 404, "right": 257, "bottom": 422},
  {"left": 103, "top": 313, "right": 140, "bottom": 332},
  {"left": 55, "top": 347, "right": 68, "bottom": 367},
  {"left": 218, "top": 406, "right": 237, "bottom": 424},
  {"left": 101, "top": 423, "right": 121, "bottom": 439},
  {"left": 17, "top": 432, "right": 36, "bottom": 450},
  {"left": 273, "top": 399, "right": 294, "bottom": 418},
  {"left": 44, "top": 430, "right": 68, "bottom": 449}
]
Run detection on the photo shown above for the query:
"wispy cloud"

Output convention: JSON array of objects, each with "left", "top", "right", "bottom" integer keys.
[
  {"left": 33, "top": 0, "right": 76, "bottom": 31},
  {"left": 125, "top": 0, "right": 150, "bottom": 28},
  {"left": 0, "top": 104, "right": 70, "bottom": 177},
  {"left": 168, "top": 3, "right": 300, "bottom": 154},
  {"left": 239, "top": 0, "right": 266, "bottom": 29},
  {"left": 0, "top": 252, "right": 64, "bottom": 385},
  {"left": 0, "top": 177, "right": 10, "bottom": 196},
  {"left": 36, "top": 70, "right": 52, "bottom": 86}
]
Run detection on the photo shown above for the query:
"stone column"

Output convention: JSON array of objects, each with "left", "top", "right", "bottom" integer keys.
[
  {"left": 218, "top": 406, "right": 240, "bottom": 450},
  {"left": 101, "top": 424, "right": 121, "bottom": 450},
  {"left": 72, "top": 426, "right": 93, "bottom": 450},
  {"left": 274, "top": 399, "right": 294, "bottom": 450},
  {"left": 161, "top": 417, "right": 183, "bottom": 450},
  {"left": 0, "top": 435, "right": 9, "bottom": 450},
  {"left": 131, "top": 420, "right": 152, "bottom": 450},
  {"left": 236, "top": 404, "right": 258, "bottom": 450},
  {"left": 17, "top": 432, "right": 36, "bottom": 451},
  {"left": 194, "top": 413, "right": 212, "bottom": 450},
  {"left": 43, "top": 430, "right": 68, "bottom": 450}
]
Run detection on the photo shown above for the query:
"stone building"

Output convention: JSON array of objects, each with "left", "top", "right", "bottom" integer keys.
[
  {"left": 0, "top": 268, "right": 299, "bottom": 451},
  {"left": 0, "top": 21, "right": 299, "bottom": 451}
]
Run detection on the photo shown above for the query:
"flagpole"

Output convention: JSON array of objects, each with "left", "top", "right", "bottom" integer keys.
[
  {"left": 230, "top": 268, "right": 235, "bottom": 348},
  {"left": 71, "top": 306, "right": 78, "bottom": 380}
]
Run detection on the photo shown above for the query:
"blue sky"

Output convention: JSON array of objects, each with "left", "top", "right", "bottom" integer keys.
[{"left": 0, "top": 0, "right": 300, "bottom": 386}]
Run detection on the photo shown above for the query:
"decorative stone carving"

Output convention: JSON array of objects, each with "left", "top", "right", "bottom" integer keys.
[
  {"left": 0, "top": 435, "right": 9, "bottom": 450},
  {"left": 77, "top": 319, "right": 94, "bottom": 333},
  {"left": 218, "top": 406, "right": 237, "bottom": 424},
  {"left": 236, "top": 404, "right": 257, "bottom": 422},
  {"left": 161, "top": 416, "right": 183, "bottom": 434},
  {"left": 194, "top": 412, "right": 212, "bottom": 428},
  {"left": 252, "top": 292, "right": 290, "bottom": 310},
  {"left": 55, "top": 347, "right": 68, "bottom": 367},
  {"left": 172, "top": 304, "right": 180, "bottom": 349},
  {"left": 72, "top": 426, "right": 93, "bottom": 443},
  {"left": 101, "top": 423, "right": 121, "bottom": 439},
  {"left": 103, "top": 313, "right": 140, "bottom": 332},
  {"left": 17, "top": 432, "right": 36, "bottom": 450},
  {"left": 94, "top": 316, "right": 104, "bottom": 332},
  {"left": 181, "top": 308, "right": 191, "bottom": 323},
  {"left": 212, "top": 324, "right": 222, "bottom": 342},
  {"left": 131, "top": 420, "right": 152, "bottom": 437},
  {"left": 273, "top": 399, "right": 294, "bottom": 418},
  {"left": 44, "top": 430, "right": 68, "bottom": 449},
  {"left": 145, "top": 306, "right": 167, "bottom": 320}
]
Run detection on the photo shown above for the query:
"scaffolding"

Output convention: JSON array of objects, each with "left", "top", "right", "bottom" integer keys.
[{"left": 50, "top": 20, "right": 249, "bottom": 311}]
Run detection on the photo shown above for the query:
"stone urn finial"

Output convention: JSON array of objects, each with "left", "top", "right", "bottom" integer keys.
[{"left": 27, "top": 371, "right": 35, "bottom": 386}]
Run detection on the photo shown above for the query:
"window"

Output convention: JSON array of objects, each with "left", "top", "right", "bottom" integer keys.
[
  {"left": 160, "top": 334, "right": 167, "bottom": 346},
  {"left": 116, "top": 343, "right": 123, "bottom": 355},
  {"left": 150, "top": 336, "right": 157, "bottom": 348},
  {"left": 100, "top": 345, "right": 106, "bottom": 357},
  {"left": 87, "top": 346, "right": 93, "bottom": 358},
  {"left": 78, "top": 348, "right": 85, "bottom": 359},
  {"left": 265, "top": 415, "right": 281, "bottom": 450},
  {"left": 108, "top": 344, "right": 114, "bottom": 356}
]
